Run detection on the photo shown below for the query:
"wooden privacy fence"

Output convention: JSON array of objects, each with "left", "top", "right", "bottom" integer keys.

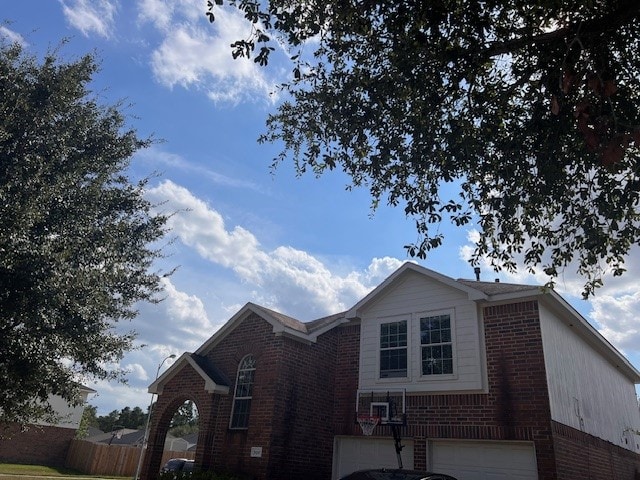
[{"left": 65, "top": 439, "right": 195, "bottom": 477}]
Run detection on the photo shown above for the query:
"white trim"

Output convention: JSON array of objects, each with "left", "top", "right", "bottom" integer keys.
[
  {"left": 150, "top": 353, "right": 230, "bottom": 395},
  {"left": 229, "top": 354, "right": 255, "bottom": 430},
  {"left": 375, "top": 314, "right": 411, "bottom": 383}
]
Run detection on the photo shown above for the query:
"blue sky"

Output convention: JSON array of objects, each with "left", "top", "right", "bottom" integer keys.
[{"left": 4, "top": 1, "right": 640, "bottom": 417}]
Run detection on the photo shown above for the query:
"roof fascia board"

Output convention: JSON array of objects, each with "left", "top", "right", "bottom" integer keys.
[{"left": 479, "top": 289, "right": 544, "bottom": 304}]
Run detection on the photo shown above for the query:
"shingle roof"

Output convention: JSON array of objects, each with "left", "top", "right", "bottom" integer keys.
[
  {"left": 252, "top": 303, "right": 347, "bottom": 334},
  {"left": 189, "top": 354, "right": 231, "bottom": 387},
  {"left": 456, "top": 278, "right": 541, "bottom": 296}
]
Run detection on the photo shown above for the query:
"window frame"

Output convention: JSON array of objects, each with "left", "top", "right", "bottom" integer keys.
[
  {"left": 229, "top": 354, "right": 256, "bottom": 430},
  {"left": 417, "top": 309, "right": 457, "bottom": 380},
  {"left": 377, "top": 316, "right": 410, "bottom": 381}
]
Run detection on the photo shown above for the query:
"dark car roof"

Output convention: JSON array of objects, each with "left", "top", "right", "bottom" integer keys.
[{"left": 341, "top": 469, "right": 457, "bottom": 480}]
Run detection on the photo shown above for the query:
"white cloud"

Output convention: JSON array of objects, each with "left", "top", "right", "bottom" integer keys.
[
  {"left": 88, "top": 182, "right": 404, "bottom": 414},
  {"left": 60, "top": 0, "right": 119, "bottom": 38},
  {"left": 147, "top": 7, "right": 278, "bottom": 104},
  {"left": 591, "top": 292, "right": 640, "bottom": 354},
  {"left": 145, "top": 180, "right": 398, "bottom": 319},
  {"left": 136, "top": 0, "right": 202, "bottom": 31},
  {"left": 0, "top": 26, "right": 27, "bottom": 45}
]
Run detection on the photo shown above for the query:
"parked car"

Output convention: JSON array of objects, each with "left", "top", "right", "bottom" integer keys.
[
  {"left": 161, "top": 458, "right": 195, "bottom": 474},
  {"left": 340, "top": 469, "right": 457, "bottom": 480}
]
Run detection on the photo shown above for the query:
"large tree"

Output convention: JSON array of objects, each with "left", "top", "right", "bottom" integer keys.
[
  {"left": 207, "top": 0, "right": 640, "bottom": 296},
  {"left": 0, "top": 42, "right": 168, "bottom": 425}
]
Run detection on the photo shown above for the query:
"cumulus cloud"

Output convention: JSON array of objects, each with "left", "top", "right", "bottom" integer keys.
[
  {"left": 145, "top": 5, "right": 278, "bottom": 104},
  {"left": 60, "top": 0, "right": 118, "bottom": 38},
  {"left": 0, "top": 26, "right": 27, "bottom": 45},
  {"left": 89, "top": 182, "right": 404, "bottom": 414},
  {"left": 146, "top": 180, "right": 399, "bottom": 319}
]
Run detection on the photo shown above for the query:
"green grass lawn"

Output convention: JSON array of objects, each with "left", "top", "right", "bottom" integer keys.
[{"left": 0, "top": 463, "right": 128, "bottom": 479}]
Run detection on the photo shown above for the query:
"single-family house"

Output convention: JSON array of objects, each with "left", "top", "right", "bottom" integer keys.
[
  {"left": 139, "top": 263, "right": 640, "bottom": 479},
  {"left": 0, "top": 385, "right": 96, "bottom": 466}
]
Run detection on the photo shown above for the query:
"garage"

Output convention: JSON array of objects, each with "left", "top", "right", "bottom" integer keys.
[
  {"left": 429, "top": 440, "right": 538, "bottom": 480},
  {"left": 333, "top": 436, "right": 415, "bottom": 479}
]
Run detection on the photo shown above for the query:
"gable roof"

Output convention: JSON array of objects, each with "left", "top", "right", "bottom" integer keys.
[
  {"left": 346, "top": 262, "right": 490, "bottom": 319},
  {"left": 194, "top": 302, "right": 348, "bottom": 355},
  {"left": 149, "top": 353, "right": 231, "bottom": 395}
]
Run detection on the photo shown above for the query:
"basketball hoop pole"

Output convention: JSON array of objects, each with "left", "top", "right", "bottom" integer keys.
[
  {"left": 391, "top": 423, "right": 404, "bottom": 469},
  {"left": 387, "top": 392, "right": 404, "bottom": 469}
]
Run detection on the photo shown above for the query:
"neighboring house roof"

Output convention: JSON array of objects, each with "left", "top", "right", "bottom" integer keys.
[
  {"left": 182, "top": 432, "right": 198, "bottom": 446},
  {"left": 157, "top": 262, "right": 640, "bottom": 389},
  {"left": 86, "top": 426, "right": 104, "bottom": 438},
  {"left": 78, "top": 384, "right": 98, "bottom": 395},
  {"left": 87, "top": 428, "right": 143, "bottom": 445}
]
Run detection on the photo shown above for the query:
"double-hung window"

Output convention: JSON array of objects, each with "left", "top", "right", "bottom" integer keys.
[
  {"left": 230, "top": 354, "right": 255, "bottom": 429},
  {"left": 379, "top": 320, "right": 408, "bottom": 378},
  {"left": 420, "top": 314, "right": 453, "bottom": 375}
]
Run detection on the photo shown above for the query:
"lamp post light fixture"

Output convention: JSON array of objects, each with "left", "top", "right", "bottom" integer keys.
[{"left": 134, "top": 353, "right": 176, "bottom": 480}]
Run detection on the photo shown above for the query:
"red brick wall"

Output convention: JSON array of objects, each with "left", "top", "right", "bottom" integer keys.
[
  {"left": 0, "top": 423, "right": 75, "bottom": 466},
  {"left": 146, "top": 313, "right": 348, "bottom": 480},
  {"left": 333, "top": 324, "right": 361, "bottom": 437},
  {"left": 552, "top": 421, "right": 640, "bottom": 480},
  {"left": 265, "top": 328, "right": 341, "bottom": 479}
]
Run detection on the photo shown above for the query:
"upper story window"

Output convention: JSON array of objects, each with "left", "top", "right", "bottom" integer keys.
[
  {"left": 230, "top": 354, "right": 256, "bottom": 429},
  {"left": 420, "top": 314, "right": 453, "bottom": 375},
  {"left": 380, "top": 320, "right": 408, "bottom": 378}
]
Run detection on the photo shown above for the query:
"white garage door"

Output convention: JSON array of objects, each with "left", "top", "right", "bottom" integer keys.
[
  {"left": 333, "top": 436, "right": 415, "bottom": 479},
  {"left": 430, "top": 440, "right": 538, "bottom": 480}
]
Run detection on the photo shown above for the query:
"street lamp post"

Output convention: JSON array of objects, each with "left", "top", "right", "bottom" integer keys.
[{"left": 134, "top": 353, "right": 176, "bottom": 480}]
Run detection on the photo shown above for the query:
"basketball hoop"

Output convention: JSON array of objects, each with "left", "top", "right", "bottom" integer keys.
[{"left": 357, "top": 414, "right": 380, "bottom": 436}]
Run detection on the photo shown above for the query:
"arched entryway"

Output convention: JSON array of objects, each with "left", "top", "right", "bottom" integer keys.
[{"left": 139, "top": 354, "right": 230, "bottom": 480}]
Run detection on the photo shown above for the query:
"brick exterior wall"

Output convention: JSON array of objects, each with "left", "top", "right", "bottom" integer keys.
[
  {"left": 143, "top": 314, "right": 359, "bottom": 480},
  {"left": 552, "top": 421, "right": 640, "bottom": 480},
  {"left": 0, "top": 423, "right": 75, "bottom": 466}
]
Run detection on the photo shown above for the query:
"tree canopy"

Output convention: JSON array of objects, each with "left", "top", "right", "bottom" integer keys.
[
  {"left": 0, "top": 42, "right": 168, "bottom": 425},
  {"left": 207, "top": 0, "right": 640, "bottom": 296}
]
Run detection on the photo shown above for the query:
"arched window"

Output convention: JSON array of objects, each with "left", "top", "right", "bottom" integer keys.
[{"left": 230, "top": 354, "right": 255, "bottom": 429}]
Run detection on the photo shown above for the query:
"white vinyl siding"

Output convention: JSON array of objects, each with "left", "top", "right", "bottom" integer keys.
[
  {"left": 359, "top": 271, "right": 485, "bottom": 393},
  {"left": 538, "top": 302, "right": 640, "bottom": 452}
]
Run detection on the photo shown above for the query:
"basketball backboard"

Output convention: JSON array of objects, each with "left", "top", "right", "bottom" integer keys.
[{"left": 356, "top": 388, "right": 406, "bottom": 426}]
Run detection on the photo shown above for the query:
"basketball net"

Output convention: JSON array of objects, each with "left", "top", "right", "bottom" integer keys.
[{"left": 357, "top": 414, "right": 380, "bottom": 436}]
